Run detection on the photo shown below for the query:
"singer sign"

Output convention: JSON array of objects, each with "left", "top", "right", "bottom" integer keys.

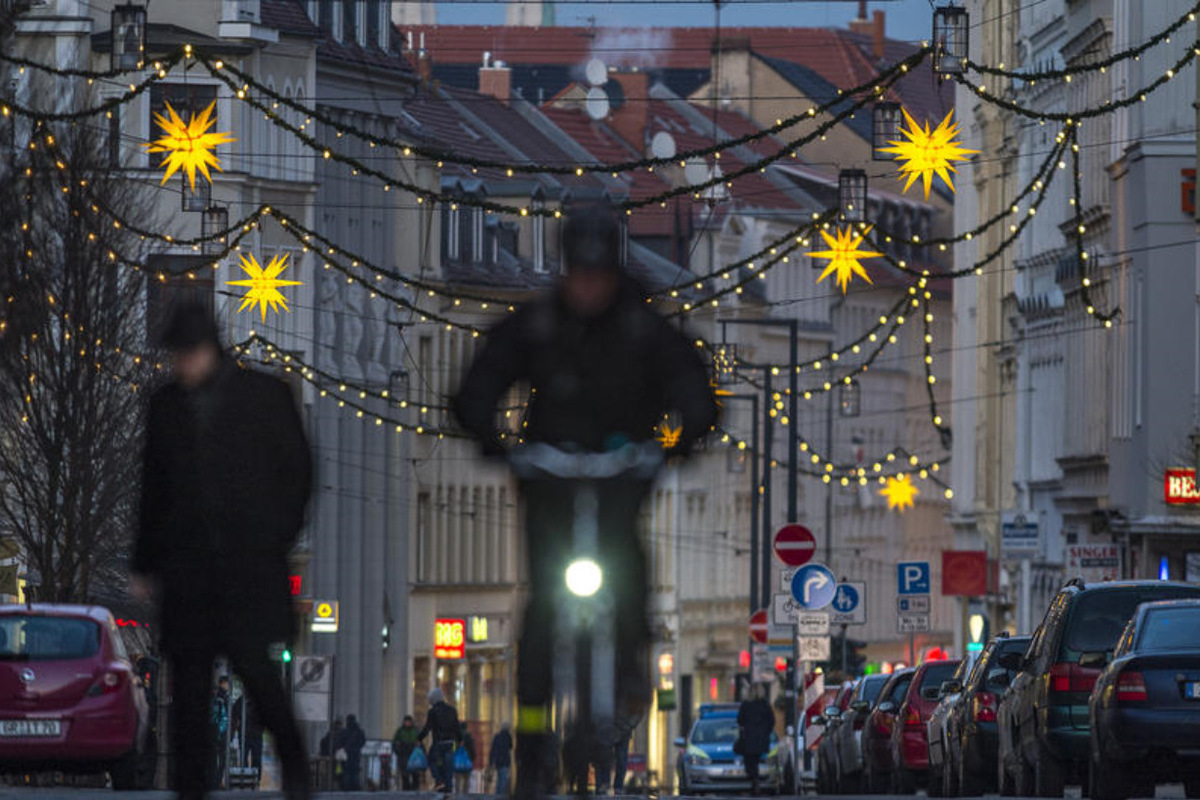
[{"left": 1164, "top": 468, "right": 1200, "bottom": 505}]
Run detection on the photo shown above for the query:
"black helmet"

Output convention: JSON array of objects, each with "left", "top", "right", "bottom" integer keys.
[{"left": 562, "top": 202, "right": 621, "bottom": 273}]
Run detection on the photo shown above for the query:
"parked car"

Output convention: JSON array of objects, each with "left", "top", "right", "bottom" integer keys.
[
  {"left": 861, "top": 668, "right": 914, "bottom": 793},
  {"left": 815, "top": 681, "right": 857, "bottom": 793},
  {"left": 1088, "top": 599, "right": 1200, "bottom": 800},
  {"left": 0, "top": 604, "right": 149, "bottom": 789},
  {"left": 943, "top": 634, "right": 1030, "bottom": 797},
  {"left": 831, "top": 673, "right": 890, "bottom": 793},
  {"left": 887, "top": 658, "right": 961, "bottom": 793},
  {"left": 674, "top": 707, "right": 783, "bottom": 794},
  {"left": 926, "top": 651, "right": 980, "bottom": 796},
  {"left": 997, "top": 579, "right": 1200, "bottom": 798}
]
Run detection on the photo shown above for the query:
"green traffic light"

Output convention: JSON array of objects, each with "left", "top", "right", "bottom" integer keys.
[{"left": 282, "top": 649, "right": 293, "bottom": 663}]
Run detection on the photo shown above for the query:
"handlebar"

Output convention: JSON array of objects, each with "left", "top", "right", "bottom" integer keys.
[{"left": 507, "top": 442, "right": 664, "bottom": 481}]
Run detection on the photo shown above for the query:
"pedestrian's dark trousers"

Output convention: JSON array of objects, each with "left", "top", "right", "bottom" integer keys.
[
  {"left": 517, "top": 477, "right": 653, "bottom": 714},
  {"left": 429, "top": 741, "right": 456, "bottom": 790},
  {"left": 745, "top": 752, "right": 763, "bottom": 793},
  {"left": 170, "top": 643, "right": 307, "bottom": 797}
]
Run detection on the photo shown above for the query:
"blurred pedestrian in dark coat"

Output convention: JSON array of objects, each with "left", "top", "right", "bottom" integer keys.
[
  {"left": 737, "top": 686, "right": 776, "bottom": 796},
  {"left": 131, "top": 301, "right": 313, "bottom": 800}
]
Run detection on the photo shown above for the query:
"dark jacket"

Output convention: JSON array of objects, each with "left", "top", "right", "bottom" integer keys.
[
  {"left": 489, "top": 728, "right": 512, "bottom": 769},
  {"left": 418, "top": 701, "right": 462, "bottom": 744},
  {"left": 341, "top": 719, "right": 367, "bottom": 768},
  {"left": 453, "top": 280, "right": 717, "bottom": 453},
  {"left": 737, "top": 697, "right": 775, "bottom": 757},
  {"left": 134, "top": 359, "right": 312, "bottom": 652}
]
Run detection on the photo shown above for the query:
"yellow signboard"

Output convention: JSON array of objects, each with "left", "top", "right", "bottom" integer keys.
[{"left": 311, "top": 599, "right": 339, "bottom": 633}]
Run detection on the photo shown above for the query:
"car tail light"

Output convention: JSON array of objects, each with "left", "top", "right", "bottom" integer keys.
[
  {"left": 86, "top": 671, "right": 124, "bottom": 697},
  {"left": 972, "top": 691, "right": 997, "bottom": 723},
  {"left": 903, "top": 707, "right": 922, "bottom": 730},
  {"left": 1116, "top": 671, "right": 1147, "bottom": 703},
  {"left": 1049, "top": 662, "right": 1098, "bottom": 694}
]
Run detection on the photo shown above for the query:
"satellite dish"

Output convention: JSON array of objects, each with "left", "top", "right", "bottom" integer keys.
[
  {"left": 585, "top": 58, "right": 608, "bottom": 87},
  {"left": 684, "top": 156, "right": 708, "bottom": 186},
  {"left": 651, "top": 131, "right": 677, "bottom": 160},
  {"left": 585, "top": 87, "right": 610, "bottom": 121}
]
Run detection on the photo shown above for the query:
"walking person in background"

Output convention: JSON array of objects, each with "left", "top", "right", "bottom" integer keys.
[
  {"left": 612, "top": 712, "right": 641, "bottom": 794},
  {"left": 455, "top": 722, "right": 476, "bottom": 793},
  {"left": 340, "top": 713, "right": 367, "bottom": 790},
  {"left": 131, "top": 301, "right": 313, "bottom": 800},
  {"left": 489, "top": 722, "right": 513, "bottom": 797},
  {"left": 737, "top": 686, "right": 775, "bottom": 796},
  {"left": 419, "top": 688, "right": 462, "bottom": 792},
  {"left": 393, "top": 715, "right": 421, "bottom": 790}
]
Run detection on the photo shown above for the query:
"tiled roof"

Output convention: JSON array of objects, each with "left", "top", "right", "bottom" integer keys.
[
  {"left": 317, "top": 37, "right": 412, "bottom": 74},
  {"left": 754, "top": 54, "right": 875, "bottom": 144},
  {"left": 398, "top": 24, "right": 949, "bottom": 119},
  {"left": 260, "top": 0, "right": 320, "bottom": 36}
]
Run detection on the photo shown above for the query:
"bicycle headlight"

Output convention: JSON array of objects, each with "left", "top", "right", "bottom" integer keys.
[{"left": 565, "top": 558, "right": 603, "bottom": 597}]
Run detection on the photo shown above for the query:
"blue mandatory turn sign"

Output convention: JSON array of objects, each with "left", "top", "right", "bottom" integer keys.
[
  {"left": 897, "top": 561, "right": 931, "bottom": 595},
  {"left": 790, "top": 563, "right": 838, "bottom": 610}
]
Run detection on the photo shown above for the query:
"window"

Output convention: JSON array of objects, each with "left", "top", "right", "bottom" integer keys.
[
  {"left": 416, "top": 491, "right": 431, "bottom": 583},
  {"left": 317, "top": 0, "right": 335, "bottom": 31},
  {"left": 342, "top": 0, "right": 358, "bottom": 44},
  {"left": 366, "top": 0, "right": 382, "bottom": 48},
  {"left": 106, "top": 105, "right": 121, "bottom": 169},
  {"left": 445, "top": 206, "right": 461, "bottom": 261},
  {"left": 532, "top": 198, "right": 546, "bottom": 273},
  {"left": 472, "top": 208, "right": 483, "bottom": 263}
]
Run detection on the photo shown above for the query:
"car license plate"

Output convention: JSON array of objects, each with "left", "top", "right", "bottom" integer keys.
[
  {"left": 1185, "top": 682, "right": 1200, "bottom": 700},
  {"left": 0, "top": 719, "right": 61, "bottom": 737},
  {"left": 724, "top": 767, "right": 744, "bottom": 777}
]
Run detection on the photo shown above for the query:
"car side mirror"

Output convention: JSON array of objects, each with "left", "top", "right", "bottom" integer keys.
[
  {"left": 877, "top": 701, "right": 896, "bottom": 715},
  {"left": 941, "top": 680, "right": 962, "bottom": 697},
  {"left": 1079, "top": 652, "right": 1109, "bottom": 670},
  {"left": 824, "top": 705, "right": 842, "bottom": 718},
  {"left": 997, "top": 651, "right": 1024, "bottom": 671},
  {"left": 674, "top": 737, "right": 686, "bottom": 748},
  {"left": 850, "top": 700, "right": 870, "bottom": 713}
]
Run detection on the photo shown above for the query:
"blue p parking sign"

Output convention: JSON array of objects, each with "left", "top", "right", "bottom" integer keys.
[{"left": 896, "top": 562, "right": 931, "bottom": 595}]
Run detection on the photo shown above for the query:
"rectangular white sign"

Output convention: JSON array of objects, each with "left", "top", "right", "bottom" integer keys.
[
  {"left": 897, "top": 595, "right": 930, "bottom": 614},
  {"left": 773, "top": 592, "right": 800, "bottom": 626},
  {"left": 829, "top": 581, "right": 867, "bottom": 625},
  {"left": 798, "top": 636, "right": 831, "bottom": 662},
  {"left": 796, "top": 612, "right": 830, "bottom": 637},
  {"left": 897, "top": 614, "right": 931, "bottom": 633}
]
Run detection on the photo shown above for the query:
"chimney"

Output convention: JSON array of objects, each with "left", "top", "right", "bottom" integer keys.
[
  {"left": 873, "top": 10, "right": 886, "bottom": 61},
  {"left": 607, "top": 70, "right": 650, "bottom": 153},
  {"left": 416, "top": 32, "right": 432, "bottom": 82},
  {"left": 479, "top": 62, "right": 512, "bottom": 105}
]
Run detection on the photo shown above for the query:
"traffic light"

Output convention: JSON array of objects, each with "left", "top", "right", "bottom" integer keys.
[
  {"left": 816, "top": 632, "right": 867, "bottom": 678},
  {"left": 282, "top": 648, "right": 293, "bottom": 663}
]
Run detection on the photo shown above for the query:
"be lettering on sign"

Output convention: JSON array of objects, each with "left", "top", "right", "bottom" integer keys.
[{"left": 1164, "top": 468, "right": 1200, "bottom": 504}]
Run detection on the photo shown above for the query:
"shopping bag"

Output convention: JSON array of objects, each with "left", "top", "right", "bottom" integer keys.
[
  {"left": 453, "top": 745, "right": 474, "bottom": 774},
  {"left": 407, "top": 746, "right": 428, "bottom": 773}
]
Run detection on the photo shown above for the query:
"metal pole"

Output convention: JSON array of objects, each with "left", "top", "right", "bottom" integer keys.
[
  {"left": 750, "top": 394, "right": 760, "bottom": 618},
  {"left": 762, "top": 371, "right": 773, "bottom": 612},
  {"left": 787, "top": 321, "right": 798, "bottom": 527},
  {"left": 825, "top": 380, "right": 835, "bottom": 566},
  {"left": 840, "top": 624, "right": 848, "bottom": 675}
]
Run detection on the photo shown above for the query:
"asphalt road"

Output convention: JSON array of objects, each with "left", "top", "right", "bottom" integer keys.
[{"left": 0, "top": 791, "right": 1191, "bottom": 799}]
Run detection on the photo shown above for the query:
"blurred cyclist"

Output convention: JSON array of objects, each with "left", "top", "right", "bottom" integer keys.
[{"left": 454, "top": 202, "right": 717, "bottom": 798}]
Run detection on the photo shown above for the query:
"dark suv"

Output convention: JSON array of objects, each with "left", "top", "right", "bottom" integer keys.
[{"left": 997, "top": 580, "right": 1200, "bottom": 797}]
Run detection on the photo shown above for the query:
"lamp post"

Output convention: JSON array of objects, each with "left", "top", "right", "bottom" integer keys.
[
  {"left": 201, "top": 205, "right": 228, "bottom": 257},
  {"left": 838, "top": 169, "right": 868, "bottom": 224},
  {"left": 110, "top": 4, "right": 147, "bottom": 72}
]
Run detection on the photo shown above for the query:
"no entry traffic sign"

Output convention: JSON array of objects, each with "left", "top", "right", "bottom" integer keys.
[
  {"left": 773, "top": 524, "right": 817, "bottom": 567},
  {"left": 749, "top": 609, "right": 770, "bottom": 644}
]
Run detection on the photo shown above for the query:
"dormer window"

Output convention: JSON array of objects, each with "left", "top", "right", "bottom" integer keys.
[
  {"left": 532, "top": 197, "right": 546, "bottom": 273},
  {"left": 472, "top": 209, "right": 484, "bottom": 263},
  {"left": 342, "top": 0, "right": 357, "bottom": 44}
]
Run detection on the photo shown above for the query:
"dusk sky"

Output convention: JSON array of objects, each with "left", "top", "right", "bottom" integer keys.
[{"left": 430, "top": 0, "right": 937, "bottom": 43}]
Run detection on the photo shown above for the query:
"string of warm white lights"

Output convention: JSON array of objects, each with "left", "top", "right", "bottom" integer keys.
[{"left": 1069, "top": 127, "right": 1118, "bottom": 326}]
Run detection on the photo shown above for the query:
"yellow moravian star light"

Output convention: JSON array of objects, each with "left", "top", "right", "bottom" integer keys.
[
  {"left": 144, "top": 101, "right": 236, "bottom": 190},
  {"left": 880, "top": 474, "right": 920, "bottom": 512},
  {"left": 880, "top": 108, "right": 979, "bottom": 200},
  {"left": 656, "top": 423, "right": 683, "bottom": 450},
  {"left": 228, "top": 253, "right": 303, "bottom": 322},
  {"left": 807, "top": 225, "right": 882, "bottom": 294}
]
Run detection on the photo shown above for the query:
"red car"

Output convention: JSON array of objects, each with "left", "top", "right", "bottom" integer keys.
[
  {"left": 888, "top": 658, "right": 961, "bottom": 793},
  {"left": 0, "top": 604, "right": 149, "bottom": 788}
]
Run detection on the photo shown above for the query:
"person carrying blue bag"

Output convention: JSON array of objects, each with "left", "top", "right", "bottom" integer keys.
[
  {"left": 393, "top": 714, "right": 423, "bottom": 790},
  {"left": 418, "top": 688, "right": 462, "bottom": 792}
]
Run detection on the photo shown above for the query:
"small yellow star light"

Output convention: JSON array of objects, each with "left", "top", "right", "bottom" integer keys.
[
  {"left": 880, "top": 108, "right": 979, "bottom": 200},
  {"left": 880, "top": 474, "right": 920, "bottom": 512},
  {"left": 807, "top": 225, "right": 882, "bottom": 294},
  {"left": 227, "top": 253, "right": 303, "bottom": 321},
  {"left": 144, "top": 101, "right": 236, "bottom": 190},
  {"left": 656, "top": 423, "right": 683, "bottom": 450}
]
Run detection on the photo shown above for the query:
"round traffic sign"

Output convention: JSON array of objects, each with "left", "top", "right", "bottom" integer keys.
[
  {"left": 790, "top": 563, "right": 838, "bottom": 610},
  {"left": 773, "top": 524, "right": 817, "bottom": 567},
  {"left": 749, "top": 609, "right": 770, "bottom": 644}
]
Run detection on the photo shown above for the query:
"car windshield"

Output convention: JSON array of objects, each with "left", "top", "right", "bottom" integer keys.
[
  {"left": 860, "top": 676, "right": 887, "bottom": 706},
  {"left": 1062, "top": 587, "right": 1200, "bottom": 659},
  {"left": 1137, "top": 607, "right": 1200, "bottom": 652},
  {"left": 917, "top": 662, "right": 959, "bottom": 691},
  {"left": 0, "top": 615, "right": 101, "bottom": 661},
  {"left": 692, "top": 718, "right": 740, "bottom": 745}
]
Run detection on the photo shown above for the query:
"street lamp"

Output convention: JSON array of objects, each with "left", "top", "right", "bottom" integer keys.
[
  {"left": 839, "top": 379, "right": 861, "bottom": 418},
  {"left": 872, "top": 102, "right": 902, "bottom": 160},
  {"left": 838, "top": 169, "right": 868, "bottom": 223},
  {"left": 933, "top": 5, "right": 969, "bottom": 75},
  {"left": 110, "top": 4, "right": 147, "bottom": 72},
  {"left": 182, "top": 179, "right": 211, "bottom": 212},
  {"left": 201, "top": 205, "right": 228, "bottom": 256}
]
